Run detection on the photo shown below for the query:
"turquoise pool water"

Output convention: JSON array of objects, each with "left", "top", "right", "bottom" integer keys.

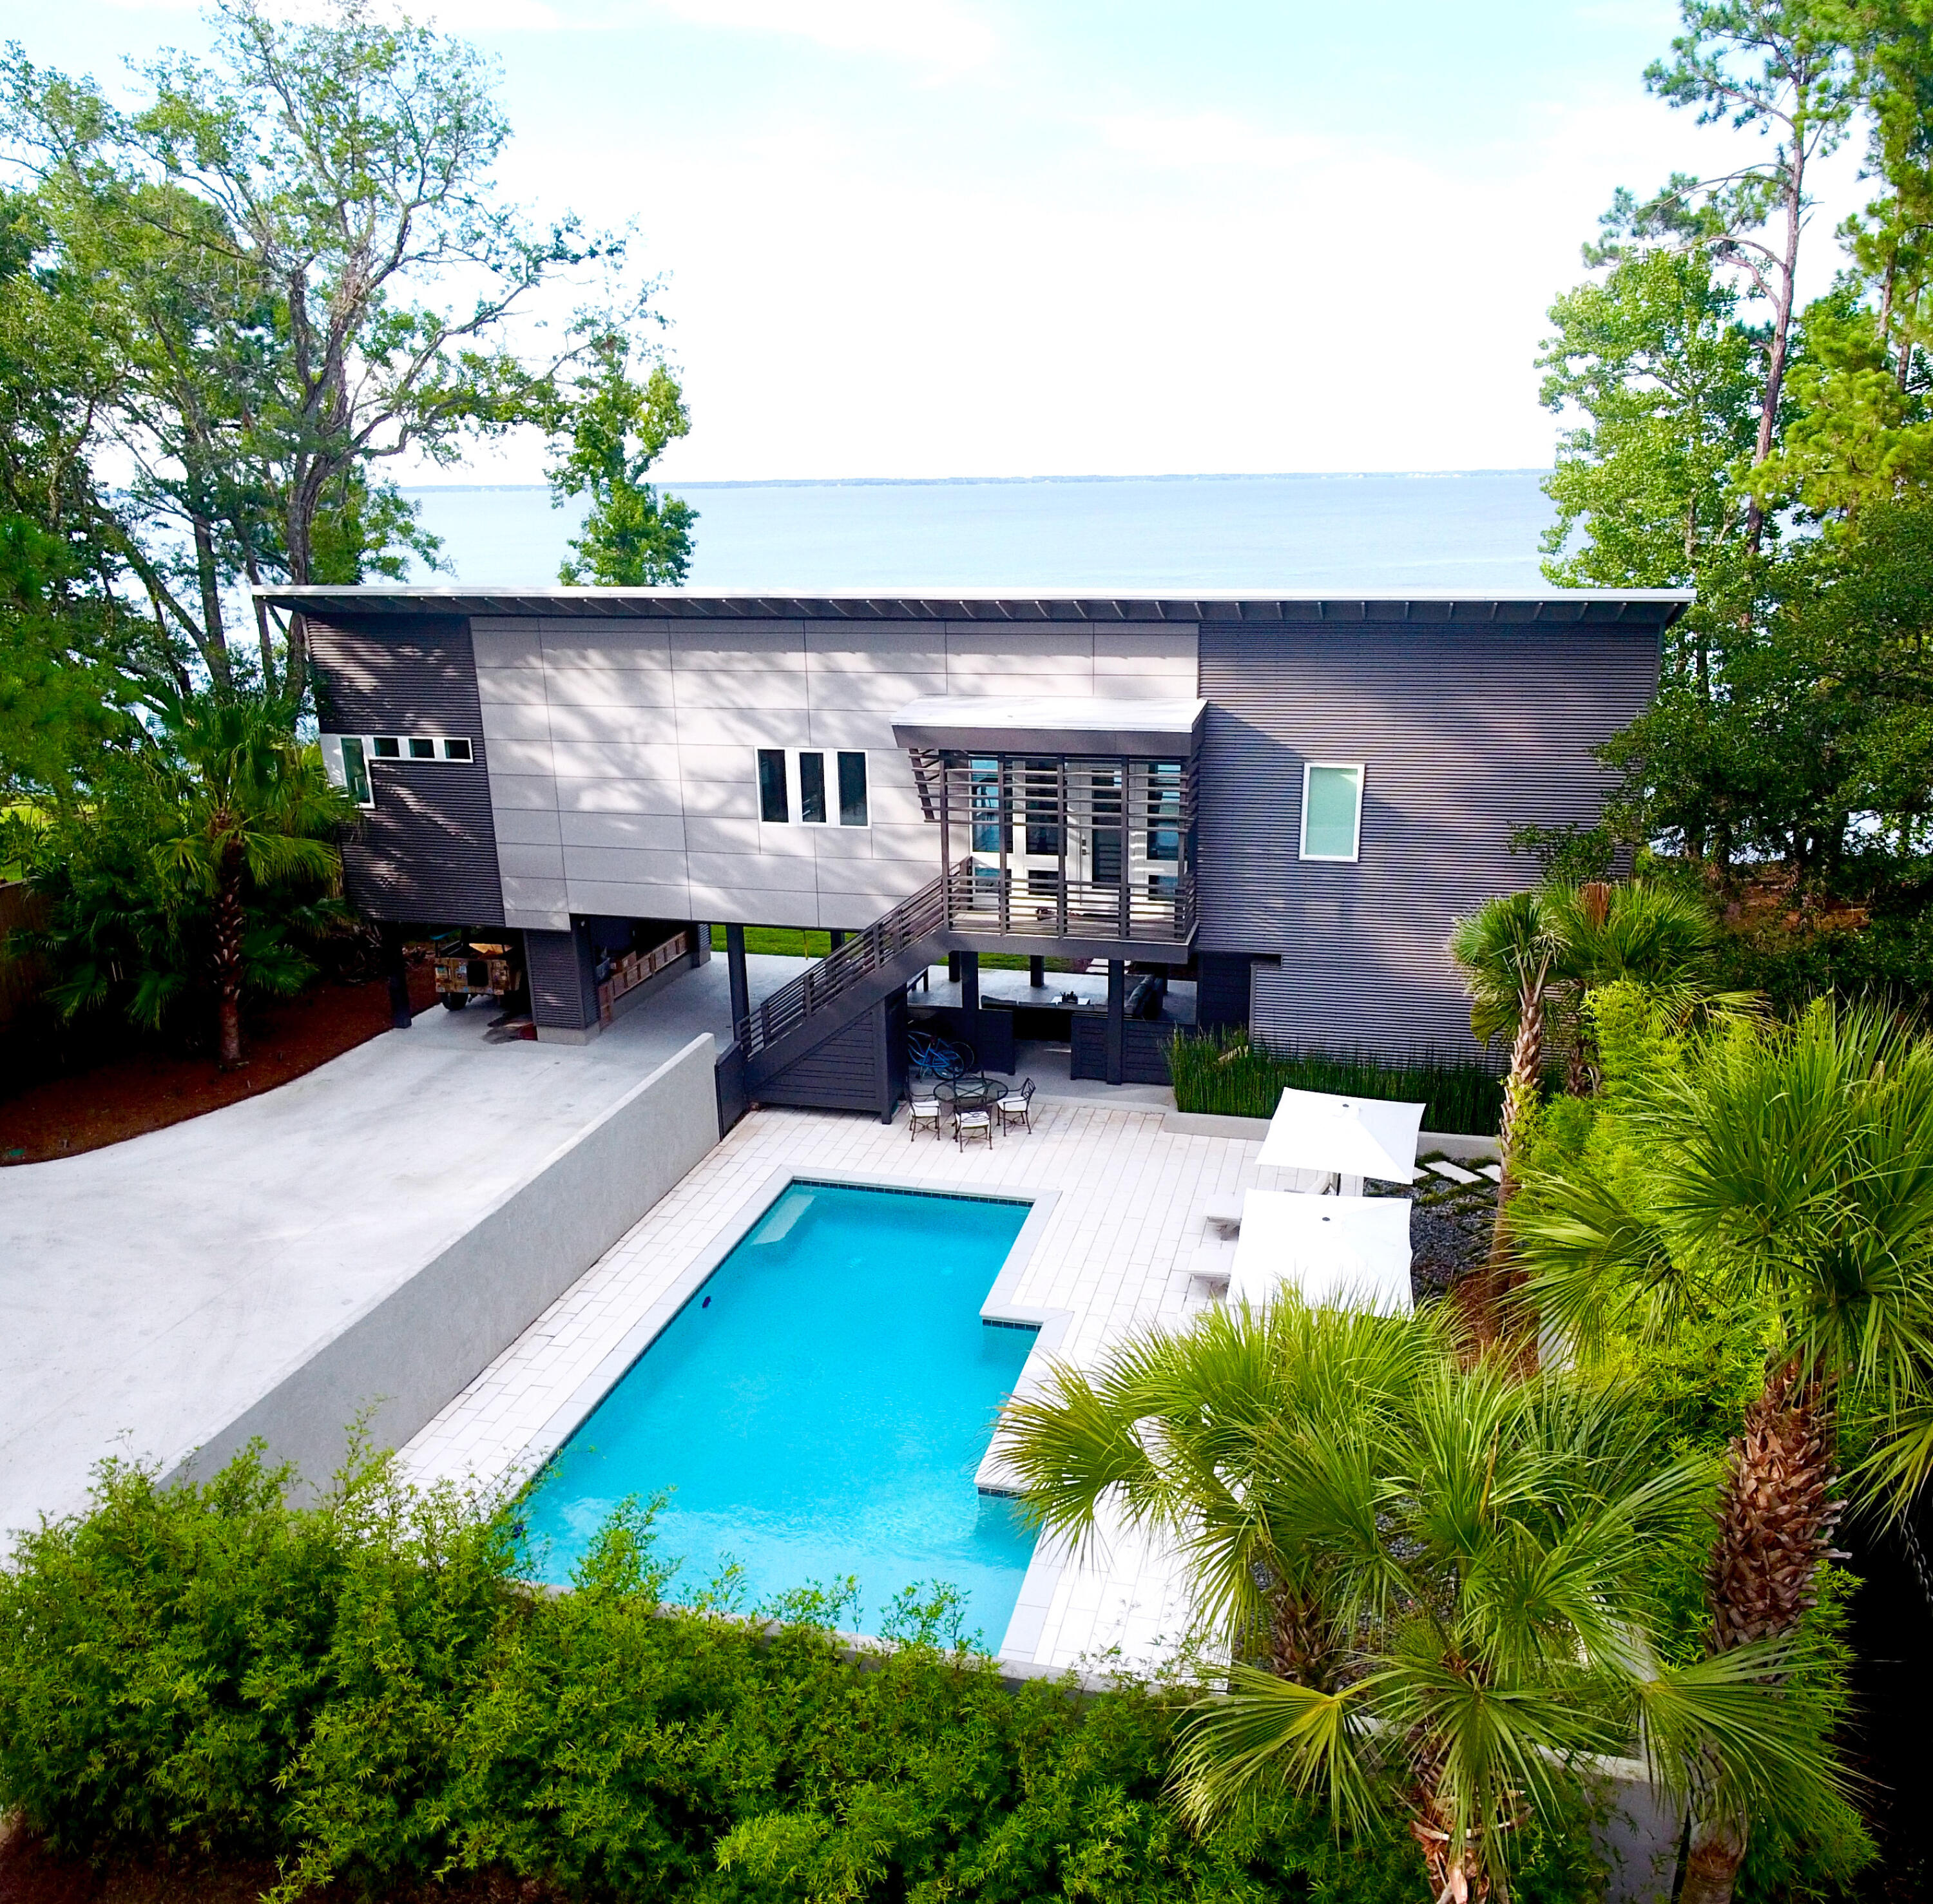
[{"left": 522, "top": 1181, "right": 1039, "bottom": 1647}]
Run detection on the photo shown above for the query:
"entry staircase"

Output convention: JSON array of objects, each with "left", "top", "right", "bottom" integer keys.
[{"left": 736, "top": 860, "right": 968, "bottom": 1099}]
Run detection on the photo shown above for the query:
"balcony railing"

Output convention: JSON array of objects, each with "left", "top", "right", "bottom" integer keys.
[{"left": 943, "top": 863, "right": 1196, "bottom": 945}]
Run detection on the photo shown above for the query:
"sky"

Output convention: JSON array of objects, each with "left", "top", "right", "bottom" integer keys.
[{"left": 19, "top": 0, "right": 1878, "bottom": 483}]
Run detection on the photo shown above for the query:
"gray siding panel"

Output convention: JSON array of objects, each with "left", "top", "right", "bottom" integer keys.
[
  {"left": 309, "top": 616, "right": 506, "bottom": 925},
  {"left": 1198, "top": 622, "right": 1659, "bottom": 1058}
]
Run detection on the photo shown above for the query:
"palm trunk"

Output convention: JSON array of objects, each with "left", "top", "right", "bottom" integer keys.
[
  {"left": 214, "top": 836, "right": 245, "bottom": 1068},
  {"left": 1680, "top": 1813, "right": 1748, "bottom": 1904},
  {"left": 1684, "top": 1357, "right": 1842, "bottom": 1904},
  {"left": 1410, "top": 1792, "right": 1490, "bottom": 1904},
  {"left": 1267, "top": 1587, "right": 1334, "bottom": 1689},
  {"left": 1468, "top": 966, "right": 1547, "bottom": 1363}
]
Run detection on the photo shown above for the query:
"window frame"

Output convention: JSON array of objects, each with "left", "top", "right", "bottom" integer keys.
[
  {"left": 1298, "top": 760, "right": 1365, "bottom": 863},
  {"left": 756, "top": 747, "right": 871, "bottom": 829}
]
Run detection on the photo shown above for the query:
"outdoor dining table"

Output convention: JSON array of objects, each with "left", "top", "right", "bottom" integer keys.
[{"left": 937, "top": 1074, "right": 1001, "bottom": 1111}]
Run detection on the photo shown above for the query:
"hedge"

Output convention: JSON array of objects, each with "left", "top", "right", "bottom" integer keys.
[{"left": 0, "top": 1445, "right": 1604, "bottom": 1903}]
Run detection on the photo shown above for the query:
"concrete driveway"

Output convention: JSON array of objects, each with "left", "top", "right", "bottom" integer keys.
[{"left": 0, "top": 952, "right": 805, "bottom": 1542}]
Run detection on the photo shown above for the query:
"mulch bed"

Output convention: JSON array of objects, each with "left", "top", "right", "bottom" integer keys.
[
  {"left": 0, "top": 965, "right": 439, "bottom": 1167},
  {"left": 0, "top": 1818, "right": 561, "bottom": 1904}
]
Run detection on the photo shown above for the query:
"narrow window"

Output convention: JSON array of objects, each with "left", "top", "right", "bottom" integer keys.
[
  {"left": 969, "top": 757, "right": 1004, "bottom": 853},
  {"left": 1300, "top": 763, "right": 1365, "bottom": 861},
  {"left": 372, "top": 736, "right": 401, "bottom": 758},
  {"left": 837, "top": 751, "right": 868, "bottom": 826},
  {"left": 1090, "top": 767, "right": 1122, "bottom": 885},
  {"left": 408, "top": 736, "right": 436, "bottom": 759},
  {"left": 336, "top": 736, "right": 373, "bottom": 808},
  {"left": 1023, "top": 758, "right": 1060, "bottom": 856},
  {"left": 441, "top": 736, "right": 472, "bottom": 762},
  {"left": 1146, "top": 762, "right": 1181, "bottom": 863},
  {"left": 757, "top": 748, "right": 789, "bottom": 823},
  {"left": 799, "top": 750, "right": 827, "bottom": 823}
]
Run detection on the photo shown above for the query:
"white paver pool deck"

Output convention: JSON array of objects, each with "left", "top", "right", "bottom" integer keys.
[
  {"left": 0, "top": 953, "right": 806, "bottom": 1542},
  {"left": 403, "top": 1101, "right": 1322, "bottom": 1678}
]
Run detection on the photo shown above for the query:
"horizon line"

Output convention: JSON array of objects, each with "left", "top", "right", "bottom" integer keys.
[{"left": 399, "top": 468, "right": 1557, "bottom": 494}]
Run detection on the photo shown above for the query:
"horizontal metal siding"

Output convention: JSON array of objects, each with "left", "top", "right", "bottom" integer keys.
[
  {"left": 524, "top": 927, "right": 596, "bottom": 1031},
  {"left": 753, "top": 1008, "right": 882, "bottom": 1113},
  {"left": 1198, "top": 622, "right": 1659, "bottom": 1059},
  {"left": 308, "top": 616, "right": 506, "bottom": 926},
  {"left": 1069, "top": 1016, "right": 1177, "bottom": 1084}
]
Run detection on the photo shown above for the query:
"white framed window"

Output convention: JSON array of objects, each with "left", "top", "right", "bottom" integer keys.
[
  {"left": 755, "top": 748, "right": 869, "bottom": 827},
  {"left": 1299, "top": 762, "right": 1364, "bottom": 862},
  {"left": 320, "top": 733, "right": 473, "bottom": 808}
]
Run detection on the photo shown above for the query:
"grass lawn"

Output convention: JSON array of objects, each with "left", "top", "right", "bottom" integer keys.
[
  {"left": 706, "top": 927, "right": 1086, "bottom": 974},
  {"left": 709, "top": 925, "right": 833, "bottom": 958}
]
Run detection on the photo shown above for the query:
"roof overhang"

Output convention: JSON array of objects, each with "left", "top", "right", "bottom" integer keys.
[
  {"left": 255, "top": 584, "right": 1693, "bottom": 629},
  {"left": 891, "top": 695, "right": 1207, "bottom": 758}
]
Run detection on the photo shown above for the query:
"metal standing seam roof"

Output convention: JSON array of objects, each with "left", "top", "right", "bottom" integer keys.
[{"left": 253, "top": 585, "right": 1693, "bottom": 627}]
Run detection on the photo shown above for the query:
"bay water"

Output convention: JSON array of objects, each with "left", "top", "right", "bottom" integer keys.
[{"left": 403, "top": 469, "right": 1561, "bottom": 595}]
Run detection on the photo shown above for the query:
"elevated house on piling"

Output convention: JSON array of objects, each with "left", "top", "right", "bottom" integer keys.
[{"left": 264, "top": 586, "right": 1685, "bottom": 1119}]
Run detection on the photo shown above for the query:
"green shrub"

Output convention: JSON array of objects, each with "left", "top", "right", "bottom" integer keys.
[
  {"left": 0, "top": 1443, "right": 1611, "bottom": 1903},
  {"left": 1167, "top": 1028, "right": 1504, "bottom": 1135}
]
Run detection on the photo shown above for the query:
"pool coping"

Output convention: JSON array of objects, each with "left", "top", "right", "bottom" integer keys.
[{"left": 504, "top": 1165, "right": 1078, "bottom": 1668}]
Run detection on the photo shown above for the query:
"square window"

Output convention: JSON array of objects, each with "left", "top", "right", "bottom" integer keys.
[
  {"left": 757, "top": 749, "right": 789, "bottom": 823},
  {"left": 799, "top": 750, "right": 827, "bottom": 823},
  {"left": 442, "top": 737, "right": 472, "bottom": 761},
  {"left": 837, "top": 751, "right": 868, "bottom": 826},
  {"left": 372, "top": 736, "right": 401, "bottom": 758},
  {"left": 408, "top": 737, "right": 436, "bottom": 759},
  {"left": 1300, "top": 763, "right": 1364, "bottom": 861}
]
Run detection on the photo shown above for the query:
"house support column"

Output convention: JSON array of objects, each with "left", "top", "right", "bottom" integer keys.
[
  {"left": 1106, "top": 958, "right": 1126, "bottom": 1086},
  {"left": 526, "top": 921, "right": 602, "bottom": 1044},
  {"left": 960, "top": 948, "right": 980, "bottom": 1054},
  {"left": 726, "top": 924, "right": 750, "bottom": 1039},
  {"left": 1028, "top": 955, "right": 1045, "bottom": 988},
  {"left": 379, "top": 920, "right": 412, "bottom": 1030}
]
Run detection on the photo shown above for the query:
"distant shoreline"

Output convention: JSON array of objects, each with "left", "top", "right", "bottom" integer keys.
[{"left": 402, "top": 468, "right": 1555, "bottom": 494}]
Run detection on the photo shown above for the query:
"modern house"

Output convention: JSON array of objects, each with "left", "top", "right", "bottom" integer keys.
[{"left": 265, "top": 585, "right": 1684, "bottom": 1116}]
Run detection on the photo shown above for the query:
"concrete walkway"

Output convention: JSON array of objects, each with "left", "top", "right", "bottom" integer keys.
[{"left": 0, "top": 952, "right": 806, "bottom": 1541}]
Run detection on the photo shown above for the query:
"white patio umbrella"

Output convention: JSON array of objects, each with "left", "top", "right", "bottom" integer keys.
[
  {"left": 1254, "top": 1086, "right": 1425, "bottom": 1185},
  {"left": 1227, "top": 1189, "right": 1414, "bottom": 1314}
]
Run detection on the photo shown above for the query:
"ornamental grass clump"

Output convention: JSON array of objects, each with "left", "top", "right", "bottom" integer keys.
[{"left": 1166, "top": 1030, "right": 1505, "bottom": 1135}]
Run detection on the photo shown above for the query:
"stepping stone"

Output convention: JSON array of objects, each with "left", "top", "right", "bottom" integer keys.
[
  {"left": 1427, "top": 1159, "right": 1479, "bottom": 1184},
  {"left": 1478, "top": 1162, "right": 1503, "bottom": 1181}
]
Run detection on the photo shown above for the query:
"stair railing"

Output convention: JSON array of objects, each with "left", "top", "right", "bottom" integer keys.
[{"left": 736, "top": 860, "right": 968, "bottom": 1059}]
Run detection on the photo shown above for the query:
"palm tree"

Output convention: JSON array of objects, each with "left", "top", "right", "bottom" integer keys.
[
  {"left": 149, "top": 689, "right": 349, "bottom": 1066},
  {"left": 1447, "top": 889, "right": 1565, "bottom": 1350},
  {"left": 997, "top": 1296, "right": 1433, "bottom": 1684},
  {"left": 1547, "top": 880, "right": 1756, "bottom": 1093},
  {"left": 1514, "top": 1001, "right": 1933, "bottom": 1904},
  {"left": 998, "top": 1300, "right": 1843, "bottom": 1904},
  {"left": 1448, "top": 881, "right": 1753, "bottom": 1351}
]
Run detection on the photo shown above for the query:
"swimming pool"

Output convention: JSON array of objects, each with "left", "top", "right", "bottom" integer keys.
[{"left": 521, "top": 1180, "right": 1040, "bottom": 1648}]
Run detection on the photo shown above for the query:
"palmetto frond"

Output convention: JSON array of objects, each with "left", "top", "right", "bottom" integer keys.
[{"left": 1447, "top": 889, "right": 1567, "bottom": 1048}]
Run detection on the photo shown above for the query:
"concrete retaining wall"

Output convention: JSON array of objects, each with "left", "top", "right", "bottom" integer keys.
[
  {"left": 172, "top": 1034, "right": 720, "bottom": 1495},
  {"left": 1163, "top": 1109, "right": 1500, "bottom": 1162}
]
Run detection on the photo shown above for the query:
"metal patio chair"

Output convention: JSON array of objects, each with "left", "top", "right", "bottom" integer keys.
[
  {"left": 907, "top": 1095, "right": 945, "bottom": 1141},
  {"left": 954, "top": 1106, "right": 995, "bottom": 1151},
  {"left": 995, "top": 1077, "right": 1036, "bottom": 1133}
]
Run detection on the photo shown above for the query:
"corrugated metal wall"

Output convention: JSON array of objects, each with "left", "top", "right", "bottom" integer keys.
[
  {"left": 1197, "top": 619, "right": 1660, "bottom": 1058},
  {"left": 308, "top": 617, "right": 506, "bottom": 925},
  {"left": 523, "top": 926, "right": 597, "bottom": 1032}
]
